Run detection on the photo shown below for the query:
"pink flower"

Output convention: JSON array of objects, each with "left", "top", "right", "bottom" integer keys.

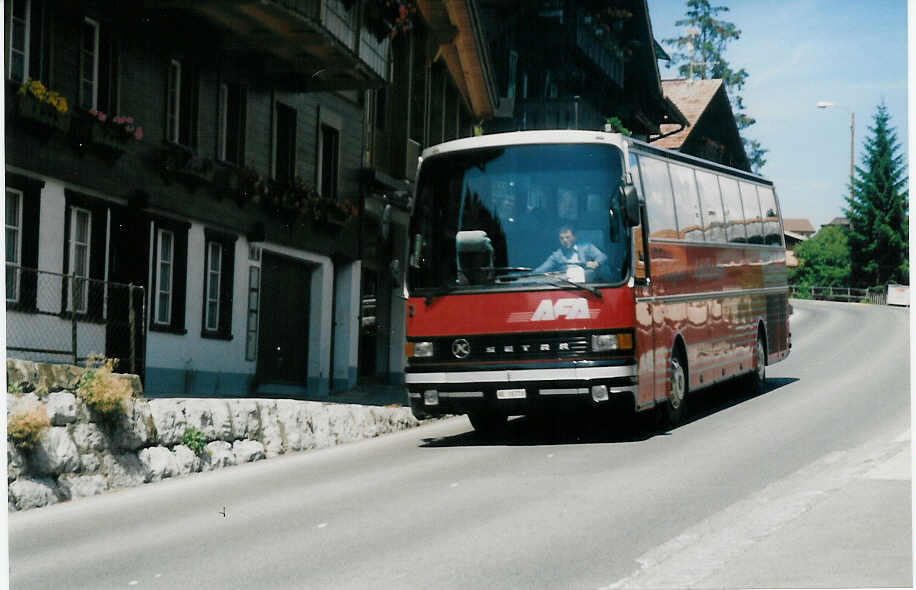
[
  {"left": 97, "top": 112, "right": 107, "bottom": 122},
  {"left": 126, "top": 117, "right": 134, "bottom": 124},
  {"left": 134, "top": 127, "right": 143, "bottom": 140},
  {"left": 89, "top": 108, "right": 98, "bottom": 116}
]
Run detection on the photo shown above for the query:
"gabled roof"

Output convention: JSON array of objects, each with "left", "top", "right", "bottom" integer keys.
[
  {"left": 822, "top": 216, "right": 851, "bottom": 227},
  {"left": 783, "top": 218, "right": 816, "bottom": 234},
  {"left": 654, "top": 79, "right": 723, "bottom": 149}
]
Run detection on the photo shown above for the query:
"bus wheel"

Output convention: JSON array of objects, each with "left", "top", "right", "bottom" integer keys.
[
  {"left": 468, "top": 412, "right": 508, "bottom": 440},
  {"left": 748, "top": 333, "right": 767, "bottom": 394},
  {"left": 665, "top": 350, "right": 688, "bottom": 426}
]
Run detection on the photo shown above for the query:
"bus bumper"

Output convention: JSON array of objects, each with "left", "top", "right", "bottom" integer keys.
[{"left": 406, "top": 364, "right": 638, "bottom": 419}]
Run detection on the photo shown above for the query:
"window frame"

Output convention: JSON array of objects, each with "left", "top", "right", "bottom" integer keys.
[
  {"left": 79, "top": 17, "right": 100, "bottom": 111},
  {"left": 274, "top": 102, "right": 297, "bottom": 182},
  {"left": 6, "top": 188, "right": 24, "bottom": 303},
  {"left": 167, "top": 59, "right": 181, "bottom": 144},
  {"left": 204, "top": 240, "right": 222, "bottom": 332},
  {"left": 154, "top": 228, "right": 174, "bottom": 326},
  {"left": 67, "top": 206, "right": 92, "bottom": 314},
  {"left": 8, "top": 0, "right": 31, "bottom": 83},
  {"left": 200, "top": 229, "right": 236, "bottom": 340},
  {"left": 317, "top": 109, "right": 343, "bottom": 200},
  {"left": 217, "top": 81, "right": 245, "bottom": 165}
]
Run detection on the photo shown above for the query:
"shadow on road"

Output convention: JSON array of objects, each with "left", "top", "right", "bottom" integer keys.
[{"left": 419, "top": 376, "right": 799, "bottom": 448}]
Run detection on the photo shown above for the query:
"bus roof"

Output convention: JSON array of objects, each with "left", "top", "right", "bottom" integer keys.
[{"left": 420, "top": 130, "right": 773, "bottom": 187}]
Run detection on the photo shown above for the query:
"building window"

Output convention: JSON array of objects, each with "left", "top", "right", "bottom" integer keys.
[
  {"left": 319, "top": 124, "right": 340, "bottom": 199},
  {"left": 6, "top": 189, "right": 23, "bottom": 302},
  {"left": 201, "top": 230, "right": 235, "bottom": 339},
  {"left": 149, "top": 219, "right": 188, "bottom": 333},
  {"left": 80, "top": 18, "right": 100, "bottom": 110},
  {"left": 204, "top": 241, "right": 222, "bottom": 331},
  {"left": 275, "top": 103, "right": 297, "bottom": 182},
  {"left": 245, "top": 266, "right": 260, "bottom": 361},
  {"left": 167, "top": 59, "right": 181, "bottom": 143},
  {"left": 165, "top": 59, "right": 198, "bottom": 146},
  {"left": 68, "top": 207, "right": 92, "bottom": 314},
  {"left": 154, "top": 228, "right": 174, "bottom": 325},
  {"left": 8, "top": 0, "right": 30, "bottom": 83},
  {"left": 218, "top": 82, "right": 246, "bottom": 164}
]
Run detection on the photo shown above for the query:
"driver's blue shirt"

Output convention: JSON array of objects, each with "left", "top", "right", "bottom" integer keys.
[{"left": 534, "top": 242, "right": 607, "bottom": 274}]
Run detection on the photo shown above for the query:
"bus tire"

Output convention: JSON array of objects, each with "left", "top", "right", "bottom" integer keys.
[
  {"left": 665, "top": 348, "right": 688, "bottom": 426},
  {"left": 468, "top": 411, "right": 508, "bottom": 439},
  {"left": 748, "top": 331, "right": 767, "bottom": 394}
]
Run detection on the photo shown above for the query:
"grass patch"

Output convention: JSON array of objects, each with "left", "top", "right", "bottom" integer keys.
[
  {"left": 77, "top": 355, "right": 135, "bottom": 418},
  {"left": 181, "top": 426, "right": 207, "bottom": 455},
  {"left": 8, "top": 403, "right": 50, "bottom": 450}
]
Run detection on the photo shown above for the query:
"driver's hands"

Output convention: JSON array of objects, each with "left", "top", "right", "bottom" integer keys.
[{"left": 586, "top": 260, "right": 599, "bottom": 269}]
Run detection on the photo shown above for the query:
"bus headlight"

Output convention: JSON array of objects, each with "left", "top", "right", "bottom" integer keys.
[
  {"left": 591, "top": 333, "right": 633, "bottom": 352},
  {"left": 407, "top": 341, "right": 434, "bottom": 358}
]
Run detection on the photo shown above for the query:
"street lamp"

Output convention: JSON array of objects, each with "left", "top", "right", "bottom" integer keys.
[{"left": 816, "top": 101, "right": 855, "bottom": 197}]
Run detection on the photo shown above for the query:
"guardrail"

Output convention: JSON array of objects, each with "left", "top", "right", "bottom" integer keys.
[
  {"left": 789, "top": 285, "right": 888, "bottom": 305},
  {"left": 6, "top": 265, "right": 147, "bottom": 376}
]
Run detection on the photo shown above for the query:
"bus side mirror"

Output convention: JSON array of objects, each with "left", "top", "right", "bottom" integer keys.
[{"left": 621, "top": 183, "right": 640, "bottom": 227}]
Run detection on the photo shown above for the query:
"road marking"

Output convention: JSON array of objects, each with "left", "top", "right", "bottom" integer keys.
[{"left": 600, "top": 431, "right": 910, "bottom": 589}]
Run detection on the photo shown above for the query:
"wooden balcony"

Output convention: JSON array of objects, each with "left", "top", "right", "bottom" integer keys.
[
  {"left": 161, "top": 0, "right": 389, "bottom": 91},
  {"left": 573, "top": 12, "right": 625, "bottom": 89}
]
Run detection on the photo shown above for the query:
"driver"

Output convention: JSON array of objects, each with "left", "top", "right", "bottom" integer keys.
[{"left": 534, "top": 226, "right": 607, "bottom": 276}]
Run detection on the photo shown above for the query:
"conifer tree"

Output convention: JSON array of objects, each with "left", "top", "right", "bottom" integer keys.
[
  {"left": 664, "top": 0, "right": 767, "bottom": 173},
  {"left": 845, "top": 102, "right": 908, "bottom": 287}
]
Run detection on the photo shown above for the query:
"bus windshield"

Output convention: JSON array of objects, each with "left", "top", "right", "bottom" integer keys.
[{"left": 409, "top": 143, "right": 628, "bottom": 291}]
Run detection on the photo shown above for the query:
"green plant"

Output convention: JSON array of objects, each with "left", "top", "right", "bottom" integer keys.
[
  {"left": 605, "top": 116, "right": 632, "bottom": 136},
  {"left": 77, "top": 355, "right": 134, "bottom": 417},
  {"left": 181, "top": 427, "right": 207, "bottom": 455},
  {"left": 18, "top": 78, "right": 69, "bottom": 113},
  {"left": 8, "top": 381, "right": 23, "bottom": 394},
  {"left": 8, "top": 403, "right": 50, "bottom": 450}
]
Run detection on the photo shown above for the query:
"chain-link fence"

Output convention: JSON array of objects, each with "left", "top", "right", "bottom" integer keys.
[{"left": 6, "top": 266, "right": 146, "bottom": 377}]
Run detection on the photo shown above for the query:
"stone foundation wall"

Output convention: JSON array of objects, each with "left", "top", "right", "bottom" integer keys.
[{"left": 6, "top": 360, "right": 420, "bottom": 512}]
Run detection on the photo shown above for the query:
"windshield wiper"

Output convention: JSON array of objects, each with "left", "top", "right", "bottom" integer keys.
[{"left": 498, "top": 271, "right": 602, "bottom": 298}]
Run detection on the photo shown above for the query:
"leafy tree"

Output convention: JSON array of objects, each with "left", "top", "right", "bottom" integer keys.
[
  {"left": 663, "top": 0, "right": 767, "bottom": 173},
  {"left": 788, "top": 225, "right": 850, "bottom": 290},
  {"left": 845, "top": 102, "right": 908, "bottom": 287}
]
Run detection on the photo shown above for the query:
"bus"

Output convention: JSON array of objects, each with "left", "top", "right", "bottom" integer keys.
[{"left": 404, "top": 130, "right": 790, "bottom": 434}]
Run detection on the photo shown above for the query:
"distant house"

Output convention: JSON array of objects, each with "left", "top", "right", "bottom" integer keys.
[
  {"left": 783, "top": 218, "right": 816, "bottom": 250},
  {"left": 656, "top": 78, "right": 750, "bottom": 172},
  {"left": 821, "top": 216, "right": 851, "bottom": 231}
]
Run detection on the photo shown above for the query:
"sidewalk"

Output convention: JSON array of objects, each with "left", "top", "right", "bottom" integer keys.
[
  {"left": 605, "top": 431, "right": 912, "bottom": 589},
  {"left": 143, "top": 383, "right": 409, "bottom": 407}
]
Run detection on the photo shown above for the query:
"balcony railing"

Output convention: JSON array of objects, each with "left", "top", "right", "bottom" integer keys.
[
  {"left": 574, "top": 12, "right": 625, "bottom": 89},
  {"left": 163, "top": 0, "right": 388, "bottom": 90},
  {"left": 516, "top": 97, "right": 604, "bottom": 131}
]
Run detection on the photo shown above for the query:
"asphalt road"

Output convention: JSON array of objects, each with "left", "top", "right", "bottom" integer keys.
[{"left": 9, "top": 300, "right": 911, "bottom": 589}]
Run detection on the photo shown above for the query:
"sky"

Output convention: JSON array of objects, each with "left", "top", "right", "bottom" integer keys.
[{"left": 646, "top": 0, "right": 908, "bottom": 229}]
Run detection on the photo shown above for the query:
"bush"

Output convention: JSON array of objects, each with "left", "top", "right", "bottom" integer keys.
[
  {"left": 181, "top": 427, "right": 207, "bottom": 455},
  {"left": 77, "top": 355, "right": 134, "bottom": 417},
  {"left": 8, "top": 403, "right": 50, "bottom": 450}
]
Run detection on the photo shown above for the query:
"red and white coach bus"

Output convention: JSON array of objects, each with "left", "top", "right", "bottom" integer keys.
[{"left": 405, "top": 130, "right": 790, "bottom": 434}]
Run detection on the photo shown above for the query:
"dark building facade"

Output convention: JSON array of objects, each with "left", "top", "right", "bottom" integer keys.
[
  {"left": 478, "top": 0, "right": 686, "bottom": 138},
  {"left": 5, "top": 0, "right": 494, "bottom": 396}
]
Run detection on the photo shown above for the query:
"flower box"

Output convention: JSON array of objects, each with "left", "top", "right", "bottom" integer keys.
[{"left": 16, "top": 92, "right": 71, "bottom": 135}]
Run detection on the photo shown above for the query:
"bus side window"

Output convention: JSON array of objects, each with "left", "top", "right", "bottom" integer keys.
[
  {"left": 637, "top": 155, "right": 677, "bottom": 239},
  {"left": 669, "top": 163, "right": 704, "bottom": 242},
  {"left": 719, "top": 176, "right": 747, "bottom": 243},
  {"left": 757, "top": 186, "right": 782, "bottom": 245},
  {"left": 740, "top": 181, "right": 764, "bottom": 243},
  {"left": 696, "top": 170, "right": 725, "bottom": 243},
  {"left": 628, "top": 153, "right": 648, "bottom": 280}
]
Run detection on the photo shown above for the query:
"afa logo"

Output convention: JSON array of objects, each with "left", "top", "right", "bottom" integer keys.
[{"left": 530, "top": 297, "right": 592, "bottom": 321}]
